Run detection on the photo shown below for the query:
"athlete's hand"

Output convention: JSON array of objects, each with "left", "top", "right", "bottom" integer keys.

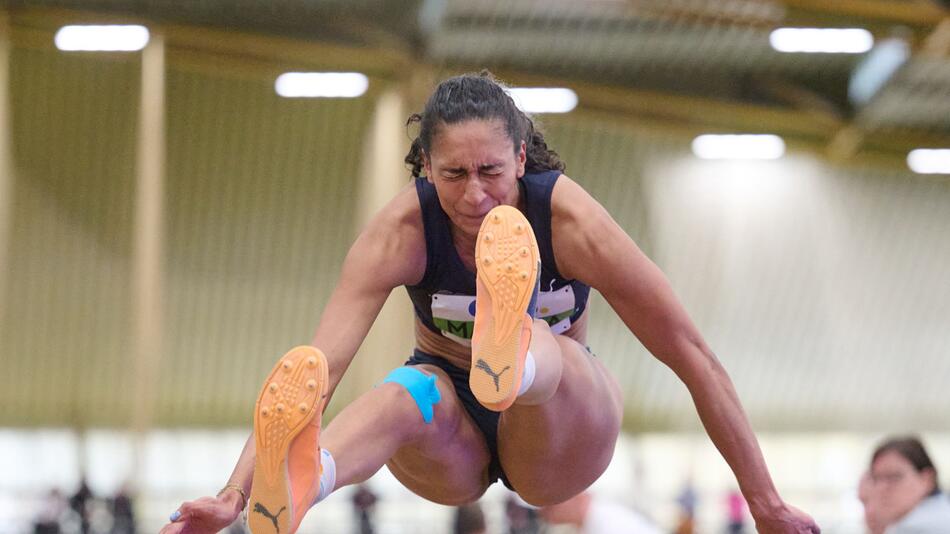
[
  {"left": 753, "top": 503, "right": 821, "bottom": 534},
  {"left": 160, "top": 493, "right": 243, "bottom": 534}
]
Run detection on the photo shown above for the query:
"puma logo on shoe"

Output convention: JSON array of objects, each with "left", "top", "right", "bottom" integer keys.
[
  {"left": 475, "top": 359, "right": 510, "bottom": 391},
  {"left": 253, "top": 503, "right": 286, "bottom": 534}
]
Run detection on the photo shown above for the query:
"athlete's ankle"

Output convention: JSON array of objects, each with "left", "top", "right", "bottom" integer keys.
[
  {"left": 514, "top": 351, "right": 556, "bottom": 406},
  {"left": 517, "top": 351, "right": 536, "bottom": 397},
  {"left": 513, "top": 327, "right": 564, "bottom": 406},
  {"left": 311, "top": 448, "right": 337, "bottom": 506}
]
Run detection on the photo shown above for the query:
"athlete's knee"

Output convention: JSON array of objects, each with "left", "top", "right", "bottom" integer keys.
[
  {"left": 530, "top": 318, "right": 552, "bottom": 334},
  {"left": 381, "top": 366, "right": 444, "bottom": 424},
  {"left": 529, "top": 319, "right": 559, "bottom": 351},
  {"left": 378, "top": 366, "right": 472, "bottom": 449}
]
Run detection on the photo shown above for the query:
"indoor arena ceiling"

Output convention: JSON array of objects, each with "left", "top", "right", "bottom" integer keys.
[{"left": 6, "top": 0, "right": 950, "bottom": 162}]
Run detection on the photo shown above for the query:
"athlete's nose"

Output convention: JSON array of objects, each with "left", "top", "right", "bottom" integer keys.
[{"left": 462, "top": 177, "right": 487, "bottom": 206}]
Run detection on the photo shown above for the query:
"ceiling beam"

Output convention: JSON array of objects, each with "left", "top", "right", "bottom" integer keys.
[
  {"left": 454, "top": 66, "right": 950, "bottom": 170},
  {"left": 826, "top": 14, "right": 950, "bottom": 161},
  {"left": 485, "top": 67, "right": 842, "bottom": 137},
  {"left": 8, "top": 7, "right": 414, "bottom": 81},
  {"left": 624, "top": 0, "right": 782, "bottom": 29},
  {"left": 921, "top": 16, "right": 950, "bottom": 56},
  {"left": 162, "top": 24, "right": 413, "bottom": 77},
  {"left": 781, "top": 0, "right": 947, "bottom": 28}
]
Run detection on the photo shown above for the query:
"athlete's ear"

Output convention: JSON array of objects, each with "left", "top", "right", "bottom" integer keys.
[
  {"left": 423, "top": 150, "right": 434, "bottom": 184},
  {"left": 516, "top": 140, "right": 526, "bottom": 179}
]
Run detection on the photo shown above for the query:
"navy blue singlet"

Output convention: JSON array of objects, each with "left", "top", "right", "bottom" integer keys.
[
  {"left": 405, "top": 170, "right": 590, "bottom": 343},
  {"left": 402, "top": 170, "right": 592, "bottom": 490}
]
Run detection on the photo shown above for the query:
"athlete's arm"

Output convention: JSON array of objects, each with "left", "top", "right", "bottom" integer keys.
[
  {"left": 312, "top": 185, "right": 427, "bottom": 400},
  {"left": 240, "top": 183, "right": 426, "bottom": 491},
  {"left": 161, "top": 185, "right": 426, "bottom": 534},
  {"left": 549, "top": 176, "right": 818, "bottom": 534}
]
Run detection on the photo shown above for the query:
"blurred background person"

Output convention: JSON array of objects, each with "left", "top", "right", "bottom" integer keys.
[
  {"left": 506, "top": 494, "right": 541, "bottom": 534},
  {"left": 453, "top": 502, "right": 487, "bottom": 534},
  {"left": 109, "top": 484, "right": 135, "bottom": 534},
  {"left": 68, "top": 479, "right": 93, "bottom": 534},
  {"left": 724, "top": 488, "right": 747, "bottom": 534},
  {"left": 538, "top": 491, "right": 661, "bottom": 534},
  {"left": 351, "top": 484, "right": 378, "bottom": 534},
  {"left": 674, "top": 480, "right": 698, "bottom": 534},
  {"left": 33, "top": 489, "right": 66, "bottom": 534},
  {"left": 860, "top": 436, "right": 950, "bottom": 533}
]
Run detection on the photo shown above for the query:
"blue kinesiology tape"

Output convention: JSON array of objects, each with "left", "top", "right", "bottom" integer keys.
[{"left": 382, "top": 367, "right": 442, "bottom": 424}]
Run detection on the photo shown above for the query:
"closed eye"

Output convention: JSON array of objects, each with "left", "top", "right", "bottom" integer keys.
[{"left": 441, "top": 169, "right": 466, "bottom": 180}]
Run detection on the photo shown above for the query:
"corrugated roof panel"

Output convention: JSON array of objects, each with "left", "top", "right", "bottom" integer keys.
[{"left": 158, "top": 66, "right": 372, "bottom": 425}]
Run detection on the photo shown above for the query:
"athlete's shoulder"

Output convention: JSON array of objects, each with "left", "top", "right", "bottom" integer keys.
[
  {"left": 549, "top": 174, "right": 620, "bottom": 282},
  {"left": 351, "top": 182, "right": 426, "bottom": 286},
  {"left": 367, "top": 182, "right": 424, "bottom": 236},
  {"left": 550, "top": 174, "right": 608, "bottom": 222},
  {"left": 522, "top": 168, "right": 563, "bottom": 182}
]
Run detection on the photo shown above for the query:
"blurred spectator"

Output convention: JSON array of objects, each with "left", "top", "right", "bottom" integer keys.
[
  {"left": 453, "top": 503, "right": 487, "bottom": 534},
  {"left": 109, "top": 484, "right": 135, "bottom": 534},
  {"left": 539, "top": 491, "right": 661, "bottom": 534},
  {"left": 226, "top": 519, "right": 248, "bottom": 534},
  {"left": 33, "top": 489, "right": 66, "bottom": 534},
  {"left": 506, "top": 494, "right": 540, "bottom": 534},
  {"left": 674, "top": 481, "right": 697, "bottom": 534},
  {"left": 351, "top": 484, "right": 378, "bottom": 534},
  {"left": 69, "top": 479, "right": 93, "bottom": 534},
  {"left": 860, "top": 436, "right": 950, "bottom": 533},
  {"left": 725, "top": 489, "right": 746, "bottom": 534}
]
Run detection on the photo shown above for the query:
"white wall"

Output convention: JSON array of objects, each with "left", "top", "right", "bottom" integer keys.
[{"left": 4, "top": 429, "right": 949, "bottom": 534}]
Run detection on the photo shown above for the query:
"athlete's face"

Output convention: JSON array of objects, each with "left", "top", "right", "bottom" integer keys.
[{"left": 424, "top": 119, "right": 526, "bottom": 239}]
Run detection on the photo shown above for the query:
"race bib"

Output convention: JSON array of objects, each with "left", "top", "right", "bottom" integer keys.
[{"left": 431, "top": 285, "right": 577, "bottom": 345}]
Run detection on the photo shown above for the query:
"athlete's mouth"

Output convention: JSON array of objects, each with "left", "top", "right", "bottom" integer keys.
[{"left": 458, "top": 212, "right": 488, "bottom": 223}]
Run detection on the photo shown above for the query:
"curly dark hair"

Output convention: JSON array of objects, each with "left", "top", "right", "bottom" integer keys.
[{"left": 404, "top": 71, "right": 565, "bottom": 178}]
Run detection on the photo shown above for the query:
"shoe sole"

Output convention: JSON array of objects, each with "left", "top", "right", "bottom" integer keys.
[
  {"left": 249, "top": 346, "right": 329, "bottom": 534},
  {"left": 471, "top": 205, "right": 539, "bottom": 411}
]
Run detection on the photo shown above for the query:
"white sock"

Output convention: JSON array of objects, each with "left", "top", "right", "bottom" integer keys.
[
  {"left": 517, "top": 351, "right": 536, "bottom": 396},
  {"left": 313, "top": 448, "right": 337, "bottom": 505}
]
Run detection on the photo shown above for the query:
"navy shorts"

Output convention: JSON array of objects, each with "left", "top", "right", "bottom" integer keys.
[{"left": 405, "top": 349, "right": 514, "bottom": 490}]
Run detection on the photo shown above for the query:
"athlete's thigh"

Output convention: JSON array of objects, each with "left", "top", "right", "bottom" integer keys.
[
  {"left": 386, "top": 364, "right": 493, "bottom": 505},
  {"left": 497, "top": 336, "right": 623, "bottom": 505}
]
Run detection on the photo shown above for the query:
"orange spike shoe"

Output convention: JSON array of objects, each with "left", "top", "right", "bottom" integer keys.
[
  {"left": 248, "top": 346, "right": 329, "bottom": 534},
  {"left": 471, "top": 205, "right": 540, "bottom": 412}
]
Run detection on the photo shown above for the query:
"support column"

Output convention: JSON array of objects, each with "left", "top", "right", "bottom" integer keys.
[
  {"left": 131, "top": 31, "right": 166, "bottom": 486},
  {"left": 340, "top": 82, "right": 416, "bottom": 398},
  {"left": 0, "top": 12, "right": 13, "bottom": 338}
]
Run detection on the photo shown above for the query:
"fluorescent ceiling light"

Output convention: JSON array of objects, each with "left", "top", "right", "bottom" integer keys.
[
  {"left": 770, "top": 28, "right": 874, "bottom": 54},
  {"left": 55, "top": 25, "right": 150, "bottom": 52},
  {"left": 692, "top": 134, "right": 785, "bottom": 160},
  {"left": 907, "top": 149, "right": 950, "bottom": 174},
  {"left": 275, "top": 72, "right": 369, "bottom": 98},
  {"left": 507, "top": 88, "right": 578, "bottom": 114}
]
